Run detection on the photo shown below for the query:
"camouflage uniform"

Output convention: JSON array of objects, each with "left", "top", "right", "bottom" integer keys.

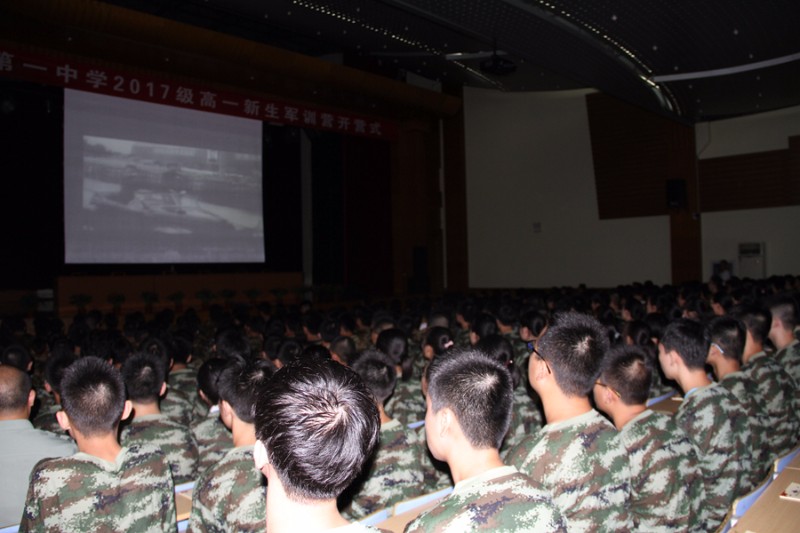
[
  {"left": 742, "top": 350, "right": 800, "bottom": 458},
  {"left": 454, "top": 327, "right": 471, "bottom": 350},
  {"left": 161, "top": 387, "right": 195, "bottom": 428},
  {"left": 404, "top": 465, "right": 567, "bottom": 533},
  {"left": 718, "top": 371, "right": 771, "bottom": 485},
  {"left": 619, "top": 409, "right": 706, "bottom": 532},
  {"left": 506, "top": 409, "right": 632, "bottom": 531},
  {"left": 191, "top": 406, "right": 233, "bottom": 477},
  {"left": 187, "top": 445, "right": 266, "bottom": 532},
  {"left": 20, "top": 444, "right": 176, "bottom": 532},
  {"left": 120, "top": 413, "right": 199, "bottom": 484},
  {"left": 31, "top": 404, "right": 64, "bottom": 436},
  {"left": 386, "top": 379, "right": 426, "bottom": 426},
  {"left": 168, "top": 368, "right": 199, "bottom": 403},
  {"left": 500, "top": 385, "right": 543, "bottom": 459},
  {"left": 674, "top": 384, "right": 754, "bottom": 530},
  {"left": 340, "top": 419, "right": 425, "bottom": 520},
  {"left": 776, "top": 340, "right": 800, "bottom": 387}
]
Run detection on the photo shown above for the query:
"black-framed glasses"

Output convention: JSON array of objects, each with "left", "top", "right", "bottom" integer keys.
[
  {"left": 528, "top": 342, "right": 550, "bottom": 374},
  {"left": 594, "top": 380, "right": 622, "bottom": 398}
]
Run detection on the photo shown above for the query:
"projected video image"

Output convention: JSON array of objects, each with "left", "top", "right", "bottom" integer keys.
[{"left": 64, "top": 90, "right": 265, "bottom": 264}]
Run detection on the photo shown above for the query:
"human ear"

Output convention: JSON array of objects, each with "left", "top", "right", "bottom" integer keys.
[{"left": 253, "top": 439, "right": 270, "bottom": 471}]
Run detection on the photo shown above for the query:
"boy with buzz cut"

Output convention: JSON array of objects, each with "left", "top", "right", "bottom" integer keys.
[
  {"left": 253, "top": 359, "right": 383, "bottom": 533},
  {"left": 506, "top": 311, "right": 632, "bottom": 532},
  {"left": 405, "top": 349, "right": 566, "bottom": 532},
  {"left": 20, "top": 356, "right": 176, "bottom": 532},
  {"left": 188, "top": 357, "right": 271, "bottom": 532},
  {"left": 120, "top": 351, "right": 199, "bottom": 484},
  {"left": 340, "top": 349, "right": 425, "bottom": 519},
  {"left": 594, "top": 345, "right": 705, "bottom": 532},
  {"left": 191, "top": 357, "right": 233, "bottom": 475},
  {"left": 658, "top": 318, "right": 755, "bottom": 530}
]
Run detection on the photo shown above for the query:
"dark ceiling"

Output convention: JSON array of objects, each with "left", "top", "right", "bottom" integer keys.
[{"left": 103, "top": 0, "right": 800, "bottom": 124}]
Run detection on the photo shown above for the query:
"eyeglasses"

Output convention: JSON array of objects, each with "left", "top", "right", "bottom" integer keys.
[
  {"left": 528, "top": 342, "right": 551, "bottom": 375},
  {"left": 711, "top": 342, "right": 725, "bottom": 355},
  {"left": 594, "top": 380, "right": 622, "bottom": 398}
]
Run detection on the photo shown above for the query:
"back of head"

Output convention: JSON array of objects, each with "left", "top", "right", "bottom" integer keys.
[
  {"left": 320, "top": 317, "right": 341, "bottom": 344},
  {"left": 661, "top": 318, "right": 710, "bottom": 370},
  {"left": 254, "top": 359, "right": 380, "bottom": 501},
  {"left": 731, "top": 304, "right": 771, "bottom": 345},
  {"left": 197, "top": 357, "right": 228, "bottom": 405},
  {"left": 424, "top": 326, "right": 454, "bottom": 357},
  {"left": 0, "top": 364, "right": 32, "bottom": 412},
  {"left": 218, "top": 358, "right": 274, "bottom": 423},
  {"left": 44, "top": 351, "right": 79, "bottom": 395},
  {"left": 622, "top": 321, "right": 652, "bottom": 347},
  {"left": 768, "top": 294, "right": 798, "bottom": 331},
  {"left": 600, "top": 345, "right": 651, "bottom": 406},
  {"left": 302, "top": 343, "right": 332, "bottom": 363},
  {"left": 495, "top": 303, "right": 518, "bottom": 328},
  {"left": 376, "top": 328, "right": 411, "bottom": 380},
  {"left": 471, "top": 313, "right": 498, "bottom": 339},
  {"left": 61, "top": 356, "right": 127, "bottom": 437},
  {"left": 121, "top": 352, "right": 166, "bottom": 403},
  {"left": 520, "top": 310, "right": 548, "bottom": 338},
  {"left": 1, "top": 344, "right": 32, "bottom": 372},
  {"left": 475, "top": 334, "right": 520, "bottom": 389},
  {"left": 352, "top": 349, "right": 397, "bottom": 405},
  {"left": 708, "top": 316, "right": 746, "bottom": 364},
  {"left": 329, "top": 335, "right": 356, "bottom": 366},
  {"left": 538, "top": 311, "right": 610, "bottom": 396},
  {"left": 215, "top": 328, "right": 251, "bottom": 360},
  {"left": 426, "top": 348, "right": 513, "bottom": 450},
  {"left": 276, "top": 339, "right": 303, "bottom": 367}
]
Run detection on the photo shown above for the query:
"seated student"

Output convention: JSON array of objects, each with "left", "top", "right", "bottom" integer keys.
[
  {"left": 141, "top": 337, "right": 194, "bottom": 427},
  {"left": 20, "top": 356, "right": 175, "bottom": 531},
  {"left": 120, "top": 352, "right": 199, "bottom": 484},
  {"left": 406, "top": 349, "right": 566, "bottom": 532},
  {"left": 191, "top": 357, "right": 233, "bottom": 476},
  {"left": 469, "top": 313, "right": 498, "bottom": 346},
  {"left": 253, "top": 359, "right": 382, "bottom": 533},
  {"left": 594, "top": 345, "right": 705, "bottom": 532},
  {"left": 768, "top": 294, "right": 800, "bottom": 385},
  {"left": 32, "top": 351, "right": 77, "bottom": 435},
  {"left": 506, "top": 311, "right": 631, "bottom": 531},
  {"left": 330, "top": 335, "right": 357, "bottom": 366},
  {"left": 340, "top": 350, "right": 425, "bottom": 519},
  {"left": 658, "top": 318, "right": 754, "bottom": 529},
  {"left": 0, "top": 365, "right": 76, "bottom": 526},
  {"left": 734, "top": 305, "right": 800, "bottom": 457},
  {"left": 167, "top": 335, "right": 199, "bottom": 400},
  {"left": 188, "top": 357, "right": 271, "bottom": 531},
  {"left": 380, "top": 328, "right": 424, "bottom": 426},
  {"left": 706, "top": 316, "right": 771, "bottom": 485},
  {"left": 495, "top": 303, "right": 528, "bottom": 369}
]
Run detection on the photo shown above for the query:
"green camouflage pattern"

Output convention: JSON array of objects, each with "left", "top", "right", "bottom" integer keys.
[
  {"left": 20, "top": 444, "right": 176, "bottom": 533},
  {"left": 161, "top": 387, "right": 195, "bottom": 428},
  {"left": 120, "top": 413, "right": 199, "bottom": 484},
  {"left": 31, "top": 404, "right": 64, "bottom": 436},
  {"left": 191, "top": 408, "right": 233, "bottom": 477},
  {"left": 340, "top": 419, "right": 425, "bottom": 520},
  {"left": 404, "top": 466, "right": 567, "bottom": 533},
  {"left": 168, "top": 368, "right": 199, "bottom": 403},
  {"left": 386, "top": 379, "right": 426, "bottom": 426},
  {"left": 506, "top": 409, "right": 632, "bottom": 532},
  {"left": 187, "top": 445, "right": 265, "bottom": 533},
  {"left": 776, "top": 340, "right": 800, "bottom": 388},
  {"left": 742, "top": 351, "right": 800, "bottom": 458},
  {"left": 500, "top": 385, "right": 543, "bottom": 459},
  {"left": 718, "top": 371, "right": 771, "bottom": 486},
  {"left": 619, "top": 409, "right": 706, "bottom": 532},
  {"left": 674, "top": 383, "right": 754, "bottom": 530}
]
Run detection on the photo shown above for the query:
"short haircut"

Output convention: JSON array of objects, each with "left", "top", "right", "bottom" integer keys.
[
  {"left": 471, "top": 313, "right": 498, "bottom": 339},
  {"left": 218, "top": 358, "right": 273, "bottom": 423},
  {"left": 121, "top": 352, "right": 166, "bottom": 403},
  {"left": 427, "top": 348, "right": 513, "bottom": 450},
  {"left": 520, "top": 310, "right": 548, "bottom": 337},
  {"left": 352, "top": 349, "right": 397, "bottom": 404},
  {"left": 708, "top": 316, "right": 746, "bottom": 364},
  {"left": 197, "top": 357, "right": 229, "bottom": 405},
  {"left": 475, "top": 334, "right": 520, "bottom": 388},
  {"left": 276, "top": 339, "right": 303, "bottom": 367},
  {"left": 171, "top": 336, "right": 193, "bottom": 364},
  {"left": 769, "top": 295, "right": 798, "bottom": 330},
  {"left": 44, "top": 351, "right": 79, "bottom": 395},
  {"left": 376, "top": 328, "right": 412, "bottom": 381},
  {"left": 0, "top": 365, "right": 31, "bottom": 411},
  {"left": 60, "top": 356, "right": 127, "bottom": 437},
  {"left": 600, "top": 345, "right": 651, "bottom": 406},
  {"left": 495, "top": 303, "right": 518, "bottom": 327},
  {"left": 330, "top": 336, "right": 356, "bottom": 365},
  {"left": 320, "top": 317, "right": 341, "bottom": 343},
  {"left": 302, "top": 312, "right": 324, "bottom": 336},
  {"left": 538, "top": 311, "right": 610, "bottom": 396},
  {"left": 424, "top": 326, "right": 454, "bottom": 357},
  {"left": 731, "top": 304, "right": 771, "bottom": 345},
  {"left": 302, "top": 344, "right": 332, "bottom": 363},
  {"left": 660, "top": 318, "right": 710, "bottom": 370},
  {"left": 622, "top": 321, "right": 652, "bottom": 347},
  {"left": 1, "top": 344, "right": 32, "bottom": 371},
  {"left": 254, "top": 359, "right": 380, "bottom": 502},
  {"left": 215, "top": 328, "right": 251, "bottom": 359}
]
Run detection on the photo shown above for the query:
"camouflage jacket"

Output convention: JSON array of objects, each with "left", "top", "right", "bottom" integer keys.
[
  {"left": 674, "top": 384, "right": 754, "bottom": 530},
  {"left": 404, "top": 465, "right": 567, "bottom": 532},
  {"left": 161, "top": 386, "right": 195, "bottom": 428},
  {"left": 187, "top": 445, "right": 266, "bottom": 533},
  {"left": 168, "top": 368, "right": 199, "bottom": 404},
  {"left": 500, "top": 385, "right": 543, "bottom": 459},
  {"left": 191, "top": 406, "right": 233, "bottom": 477},
  {"left": 742, "top": 350, "right": 800, "bottom": 458},
  {"left": 31, "top": 404, "right": 64, "bottom": 436},
  {"left": 120, "top": 413, "right": 199, "bottom": 484},
  {"left": 20, "top": 444, "right": 176, "bottom": 533},
  {"left": 386, "top": 379, "right": 426, "bottom": 426},
  {"left": 506, "top": 409, "right": 632, "bottom": 532},
  {"left": 776, "top": 340, "right": 800, "bottom": 388},
  {"left": 620, "top": 409, "right": 705, "bottom": 532},
  {"left": 340, "top": 419, "right": 425, "bottom": 520}
]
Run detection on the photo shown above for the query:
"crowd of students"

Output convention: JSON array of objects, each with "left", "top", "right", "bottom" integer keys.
[{"left": 0, "top": 273, "right": 798, "bottom": 531}]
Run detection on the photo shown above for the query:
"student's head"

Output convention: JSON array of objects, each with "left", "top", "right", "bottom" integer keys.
[
  {"left": 595, "top": 345, "right": 651, "bottom": 410},
  {"left": 495, "top": 303, "right": 518, "bottom": 329},
  {"left": 422, "top": 326, "right": 454, "bottom": 360},
  {"left": 0, "top": 364, "right": 33, "bottom": 415},
  {"left": 197, "top": 357, "right": 228, "bottom": 406},
  {"left": 731, "top": 304, "right": 771, "bottom": 346},
  {"left": 707, "top": 316, "right": 746, "bottom": 365},
  {"left": 1, "top": 344, "right": 33, "bottom": 372},
  {"left": 659, "top": 318, "right": 710, "bottom": 372},
  {"left": 470, "top": 313, "right": 498, "bottom": 344},
  {"left": 215, "top": 328, "right": 251, "bottom": 359},
  {"left": 121, "top": 352, "right": 167, "bottom": 404},
  {"left": 475, "top": 334, "right": 520, "bottom": 388},
  {"left": 352, "top": 349, "right": 397, "bottom": 405},
  {"left": 319, "top": 317, "right": 341, "bottom": 344},
  {"left": 44, "top": 351, "right": 79, "bottom": 398},
  {"left": 253, "top": 359, "right": 380, "bottom": 502},
  {"left": 425, "top": 349, "right": 513, "bottom": 454},
  {"left": 329, "top": 335, "right": 356, "bottom": 366},
  {"left": 769, "top": 294, "right": 798, "bottom": 338},
  {"left": 531, "top": 311, "right": 609, "bottom": 397},
  {"left": 59, "top": 356, "right": 129, "bottom": 437},
  {"left": 519, "top": 310, "right": 548, "bottom": 342},
  {"left": 376, "top": 328, "right": 412, "bottom": 380},
  {"left": 218, "top": 357, "right": 274, "bottom": 426}
]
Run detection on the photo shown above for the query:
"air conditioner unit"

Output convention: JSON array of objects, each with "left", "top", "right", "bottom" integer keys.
[{"left": 738, "top": 242, "right": 766, "bottom": 279}]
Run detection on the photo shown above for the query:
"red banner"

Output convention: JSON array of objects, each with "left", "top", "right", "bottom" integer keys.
[{"left": 0, "top": 43, "right": 395, "bottom": 139}]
